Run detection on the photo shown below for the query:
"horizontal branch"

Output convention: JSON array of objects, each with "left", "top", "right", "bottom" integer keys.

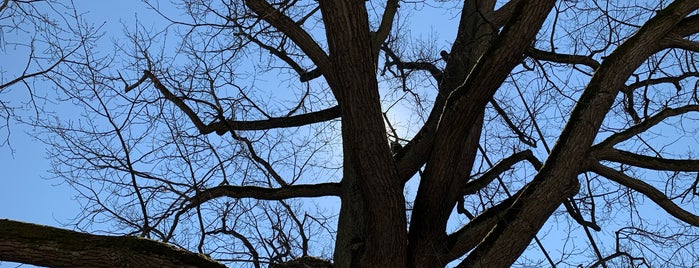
[
  {"left": 164, "top": 183, "right": 342, "bottom": 241},
  {"left": 526, "top": 47, "right": 600, "bottom": 70},
  {"left": 589, "top": 163, "right": 699, "bottom": 227},
  {"left": 185, "top": 183, "right": 341, "bottom": 211},
  {"left": 625, "top": 72, "right": 699, "bottom": 92},
  {"left": 208, "top": 106, "right": 340, "bottom": 134},
  {"left": 0, "top": 219, "right": 224, "bottom": 268},
  {"left": 593, "top": 148, "right": 699, "bottom": 172},
  {"left": 127, "top": 71, "right": 340, "bottom": 134}
]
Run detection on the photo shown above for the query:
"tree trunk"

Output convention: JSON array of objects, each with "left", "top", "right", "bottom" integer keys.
[{"left": 319, "top": 1, "right": 407, "bottom": 267}]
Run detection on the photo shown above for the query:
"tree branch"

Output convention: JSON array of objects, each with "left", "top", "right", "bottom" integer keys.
[
  {"left": 592, "top": 148, "right": 699, "bottom": 172},
  {"left": 209, "top": 106, "right": 340, "bottom": 134},
  {"left": 526, "top": 47, "right": 600, "bottom": 70},
  {"left": 594, "top": 105, "right": 699, "bottom": 148},
  {"left": 490, "top": 0, "right": 523, "bottom": 27},
  {"left": 128, "top": 71, "right": 340, "bottom": 134},
  {"left": 372, "top": 0, "right": 399, "bottom": 57},
  {"left": 446, "top": 195, "right": 516, "bottom": 262},
  {"left": 244, "top": 0, "right": 332, "bottom": 83},
  {"left": 187, "top": 183, "right": 340, "bottom": 208},
  {"left": 0, "top": 219, "right": 225, "bottom": 268},
  {"left": 461, "top": 150, "right": 541, "bottom": 195},
  {"left": 589, "top": 163, "right": 699, "bottom": 227}
]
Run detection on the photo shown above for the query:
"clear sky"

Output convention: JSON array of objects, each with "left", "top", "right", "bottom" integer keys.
[
  {"left": 0, "top": 2, "right": 456, "bottom": 267},
  {"left": 0, "top": 1, "right": 455, "bottom": 228},
  {"left": 0, "top": 2, "right": 159, "bottom": 267},
  {"left": 3, "top": 1, "right": 692, "bottom": 267}
]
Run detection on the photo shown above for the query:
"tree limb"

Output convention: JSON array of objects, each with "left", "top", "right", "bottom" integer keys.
[
  {"left": 209, "top": 106, "right": 340, "bottom": 134},
  {"left": 372, "top": 0, "right": 399, "bottom": 57},
  {"left": 589, "top": 163, "right": 699, "bottom": 227},
  {"left": 461, "top": 150, "right": 541, "bottom": 195},
  {"left": 244, "top": 0, "right": 332, "bottom": 84},
  {"left": 526, "top": 47, "right": 601, "bottom": 70},
  {"left": 128, "top": 71, "right": 340, "bottom": 134},
  {"left": 0, "top": 219, "right": 225, "bottom": 268},
  {"left": 593, "top": 148, "right": 699, "bottom": 172},
  {"left": 186, "top": 183, "right": 340, "bottom": 209},
  {"left": 594, "top": 105, "right": 699, "bottom": 148}
]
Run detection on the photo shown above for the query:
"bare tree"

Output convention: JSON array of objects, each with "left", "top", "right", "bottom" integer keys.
[
  {"left": 2, "top": 0, "right": 699, "bottom": 267},
  {"left": 0, "top": 0, "right": 88, "bottom": 152}
]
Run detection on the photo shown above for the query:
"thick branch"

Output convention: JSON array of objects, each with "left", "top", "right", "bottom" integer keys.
[
  {"left": 590, "top": 163, "right": 699, "bottom": 227},
  {"left": 209, "top": 106, "right": 340, "bottom": 134},
  {"left": 445, "top": 197, "right": 515, "bottom": 262},
  {"left": 0, "top": 219, "right": 224, "bottom": 268},
  {"left": 185, "top": 183, "right": 341, "bottom": 210},
  {"left": 593, "top": 148, "right": 699, "bottom": 172},
  {"left": 244, "top": 0, "right": 332, "bottom": 83},
  {"left": 660, "top": 14, "right": 699, "bottom": 50},
  {"left": 526, "top": 47, "right": 601, "bottom": 70},
  {"left": 490, "top": 0, "right": 523, "bottom": 27},
  {"left": 461, "top": 1, "right": 699, "bottom": 266},
  {"left": 129, "top": 71, "right": 340, "bottom": 134}
]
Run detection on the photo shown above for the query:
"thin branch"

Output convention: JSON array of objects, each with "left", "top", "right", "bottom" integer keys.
[
  {"left": 594, "top": 105, "right": 699, "bottom": 148},
  {"left": 461, "top": 150, "right": 541, "bottom": 195},
  {"left": 128, "top": 71, "right": 340, "bottom": 135},
  {"left": 589, "top": 163, "right": 699, "bottom": 227},
  {"left": 489, "top": 99, "right": 537, "bottom": 147}
]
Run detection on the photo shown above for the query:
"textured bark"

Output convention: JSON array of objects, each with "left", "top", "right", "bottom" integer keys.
[
  {"left": 319, "top": 1, "right": 407, "bottom": 267},
  {"left": 0, "top": 219, "right": 225, "bottom": 268},
  {"left": 408, "top": 0, "right": 553, "bottom": 266},
  {"left": 459, "top": 1, "right": 699, "bottom": 267}
]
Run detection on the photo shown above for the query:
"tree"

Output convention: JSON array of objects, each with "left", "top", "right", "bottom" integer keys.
[{"left": 2, "top": 0, "right": 699, "bottom": 267}]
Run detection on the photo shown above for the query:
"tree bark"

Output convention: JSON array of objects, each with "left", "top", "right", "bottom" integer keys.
[
  {"left": 319, "top": 1, "right": 406, "bottom": 267},
  {"left": 460, "top": 1, "right": 699, "bottom": 267},
  {"left": 0, "top": 219, "right": 225, "bottom": 268}
]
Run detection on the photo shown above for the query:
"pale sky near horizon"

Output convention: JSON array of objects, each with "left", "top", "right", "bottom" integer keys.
[{"left": 0, "top": 2, "right": 159, "bottom": 267}]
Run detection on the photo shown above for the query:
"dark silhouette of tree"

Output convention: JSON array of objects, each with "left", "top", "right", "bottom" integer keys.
[{"left": 2, "top": 0, "right": 699, "bottom": 267}]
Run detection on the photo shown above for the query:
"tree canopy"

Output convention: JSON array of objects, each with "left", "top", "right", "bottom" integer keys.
[{"left": 2, "top": 0, "right": 699, "bottom": 267}]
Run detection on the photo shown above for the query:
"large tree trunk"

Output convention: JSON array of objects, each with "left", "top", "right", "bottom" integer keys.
[
  {"left": 320, "top": 1, "right": 407, "bottom": 267},
  {"left": 0, "top": 219, "right": 224, "bottom": 268}
]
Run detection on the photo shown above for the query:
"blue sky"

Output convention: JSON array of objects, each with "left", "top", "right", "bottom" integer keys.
[
  {"left": 2, "top": 1, "right": 694, "bottom": 267},
  {"left": 0, "top": 0, "right": 455, "bottom": 229}
]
